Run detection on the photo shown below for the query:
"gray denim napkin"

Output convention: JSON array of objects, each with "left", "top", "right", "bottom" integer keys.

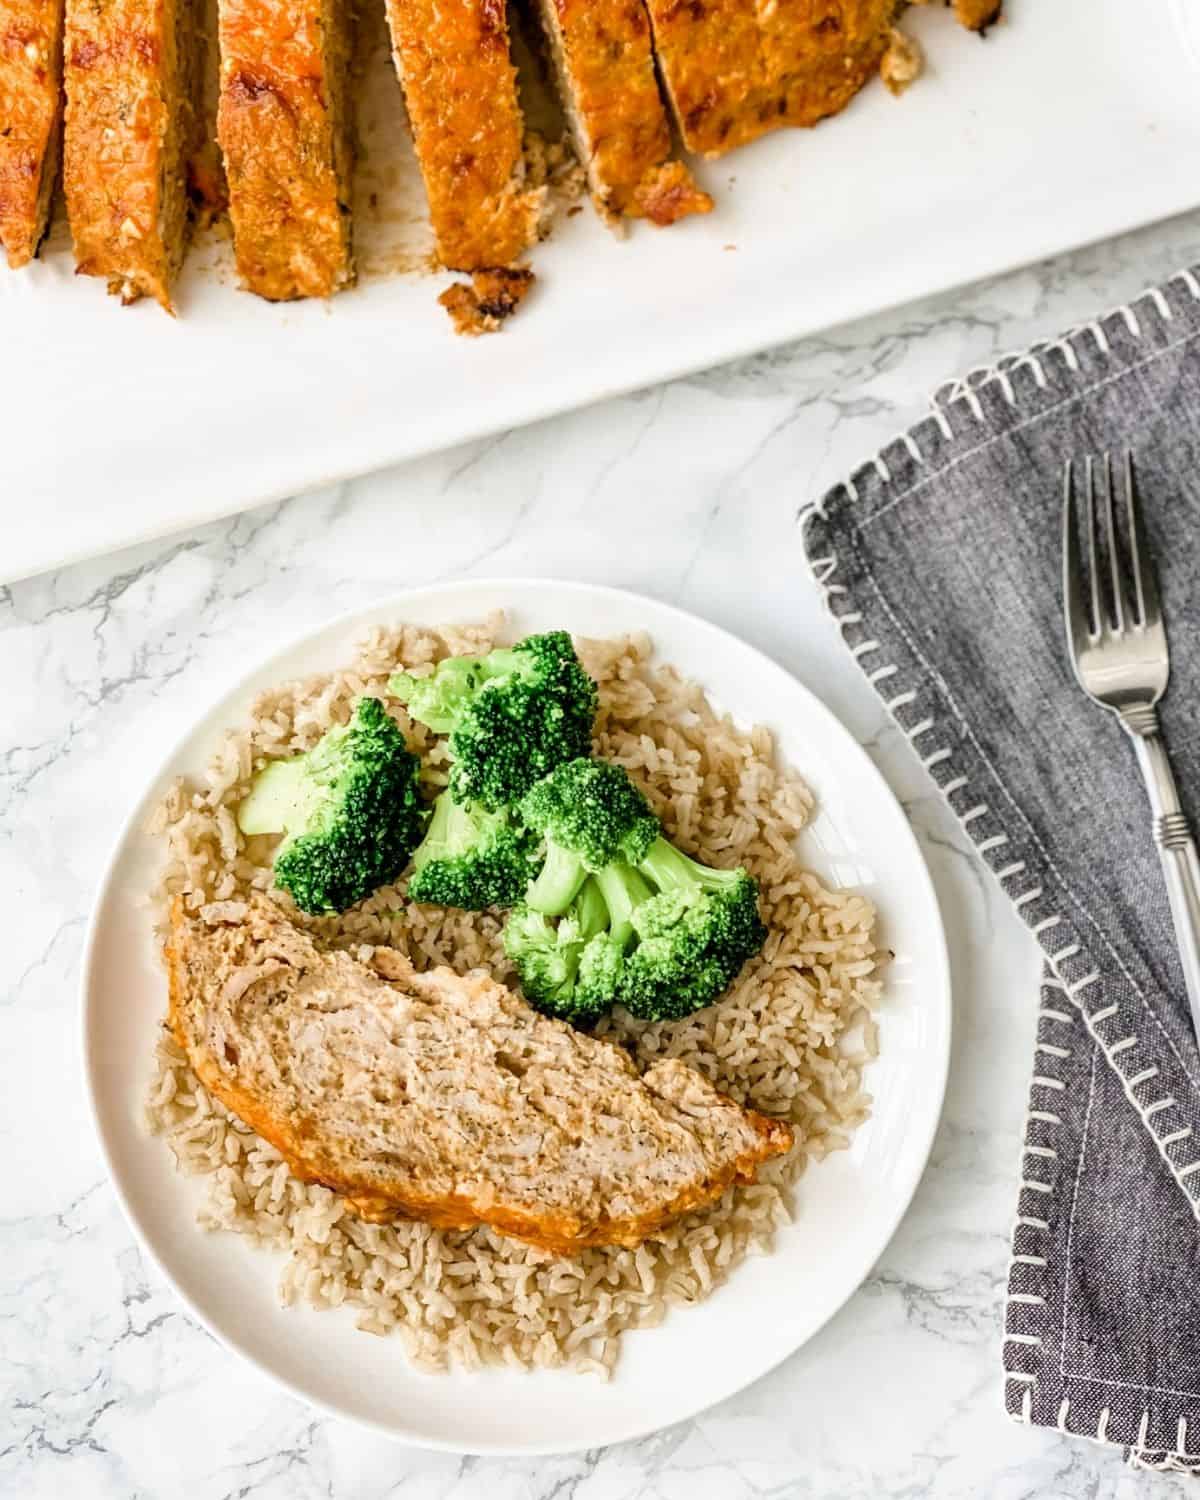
[{"left": 799, "top": 268, "right": 1200, "bottom": 1472}]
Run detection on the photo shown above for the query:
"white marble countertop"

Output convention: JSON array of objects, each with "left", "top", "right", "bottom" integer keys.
[{"left": 6, "top": 212, "right": 1200, "bottom": 1499}]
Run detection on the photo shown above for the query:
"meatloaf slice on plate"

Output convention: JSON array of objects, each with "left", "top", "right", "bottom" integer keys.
[
  {"left": 217, "top": 0, "right": 354, "bottom": 299},
  {"left": 384, "top": 0, "right": 543, "bottom": 270},
  {"left": 166, "top": 896, "right": 793, "bottom": 1254},
  {"left": 63, "top": 0, "right": 198, "bottom": 307},
  {"left": 531, "top": 0, "right": 711, "bottom": 227},
  {"left": 0, "top": 0, "right": 64, "bottom": 268}
]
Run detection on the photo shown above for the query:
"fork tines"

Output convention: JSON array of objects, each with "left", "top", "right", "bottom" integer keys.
[{"left": 1063, "top": 450, "right": 1161, "bottom": 643}]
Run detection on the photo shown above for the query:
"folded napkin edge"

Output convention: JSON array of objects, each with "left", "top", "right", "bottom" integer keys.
[
  {"left": 1004, "top": 978, "right": 1200, "bottom": 1470},
  {"left": 797, "top": 264, "right": 1200, "bottom": 543}
]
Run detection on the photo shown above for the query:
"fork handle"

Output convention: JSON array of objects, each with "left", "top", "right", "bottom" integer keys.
[{"left": 1122, "top": 706, "right": 1200, "bottom": 1037}]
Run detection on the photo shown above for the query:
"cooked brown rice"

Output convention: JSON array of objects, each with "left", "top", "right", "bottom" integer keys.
[{"left": 146, "top": 617, "right": 881, "bottom": 1377}]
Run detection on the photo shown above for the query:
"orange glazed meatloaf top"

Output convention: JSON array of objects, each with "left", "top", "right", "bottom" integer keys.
[
  {"left": 0, "top": 0, "right": 63, "bottom": 267},
  {"left": 385, "top": 0, "right": 542, "bottom": 271},
  {"left": 218, "top": 0, "right": 354, "bottom": 300},
  {"left": 647, "top": 0, "right": 895, "bottom": 159}
]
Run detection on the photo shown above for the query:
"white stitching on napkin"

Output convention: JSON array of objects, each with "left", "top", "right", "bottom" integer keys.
[
  {"left": 1087, "top": 323, "right": 1110, "bottom": 355},
  {"left": 929, "top": 270, "right": 1200, "bottom": 421},
  {"left": 1002, "top": 994, "right": 1077, "bottom": 1432}
]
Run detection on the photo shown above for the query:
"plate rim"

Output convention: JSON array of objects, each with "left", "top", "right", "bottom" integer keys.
[{"left": 79, "top": 576, "right": 952, "bottom": 1455}]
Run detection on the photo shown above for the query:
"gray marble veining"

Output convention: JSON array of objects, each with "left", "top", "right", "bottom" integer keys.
[{"left": 5, "top": 210, "right": 1200, "bottom": 1499}]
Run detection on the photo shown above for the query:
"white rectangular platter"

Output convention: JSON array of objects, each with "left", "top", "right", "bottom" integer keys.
[{"left": 2, "top": 0, "right": 1197, "bottom": 583}]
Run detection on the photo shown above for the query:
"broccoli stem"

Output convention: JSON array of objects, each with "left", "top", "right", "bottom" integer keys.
[
  {"left": 236, "top": 756, "right": 319, "bottom": 838},
  {"left": 574, "top": 877, "right": 609, "bottom": 942},
  {"left": 593, "top": 863, "right": 653, "bottom": 947},
  {"left": 637, "top": 836, "right": 744, "bottom": 894},
  {"left": 525, "top": 841, "right": 588, "bottom": 916},
  {"left": 410, "top": 788, "right": 451, "bottom": 865}
]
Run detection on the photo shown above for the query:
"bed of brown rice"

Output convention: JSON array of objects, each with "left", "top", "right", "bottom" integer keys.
[{"left": 146, "top": 617, "right": 881, "bottom": 1377}]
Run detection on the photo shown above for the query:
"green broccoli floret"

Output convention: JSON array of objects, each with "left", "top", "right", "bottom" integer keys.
[
  {"left": 503, "top": 834, "right": 765, "bottom": 1026},
  {"left": 388, "top": 632, "right": 598, "bottom": 811},
  {"left": 519, "top": 759, "right": 660, "bottom": 915},
  {"left": 503, "top": 879, "right": 613, "bottom": 1023},
  {"left": 236, "top": 696, "right": 424, "bottom": 915},
  {"left": 617, "top": 839, "right": 766, "bottom": 1021},
  {"left": 406, "top": 789, "right": 538, "bottom": 910}
]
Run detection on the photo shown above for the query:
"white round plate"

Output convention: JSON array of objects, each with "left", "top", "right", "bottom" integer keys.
[{"left": 83, "top": 579, "right": 950, "bottom": 1456}]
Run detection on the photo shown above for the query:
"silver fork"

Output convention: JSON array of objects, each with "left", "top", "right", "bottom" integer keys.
[{"left": 1063, "top": 451, "right": 1200, "bottom": 1037}]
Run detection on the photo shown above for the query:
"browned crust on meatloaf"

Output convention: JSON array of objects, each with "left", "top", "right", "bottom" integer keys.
[
  {"left": 164, "top": 898, "right": 792, "bottom": 1254},
  {"left": 909, "top": 0, "right": 1000, "bottom": 32},
  {"left": 647, "top": 0, "right": 896, "bottom": 159},
  {"left": 952, "top": 0, "right": 1000, "bottom": 30},
  {"left": 217, "top": 0, "right": 354, "bottom": 300},
  {"left": 533, "top": 0, "right": 710, "bottom": 226},
  {"left": 383, "top": 0, "right": 542, "bottom": 271},
  {"left": 0, "top": 0, "right": 63, "bottom": 267},
  {"left": 438, "top": 263, "right": 533, "bottom": 335},
  {"left": 63, "top": 0, "right": 196, "bottom": 308}
]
